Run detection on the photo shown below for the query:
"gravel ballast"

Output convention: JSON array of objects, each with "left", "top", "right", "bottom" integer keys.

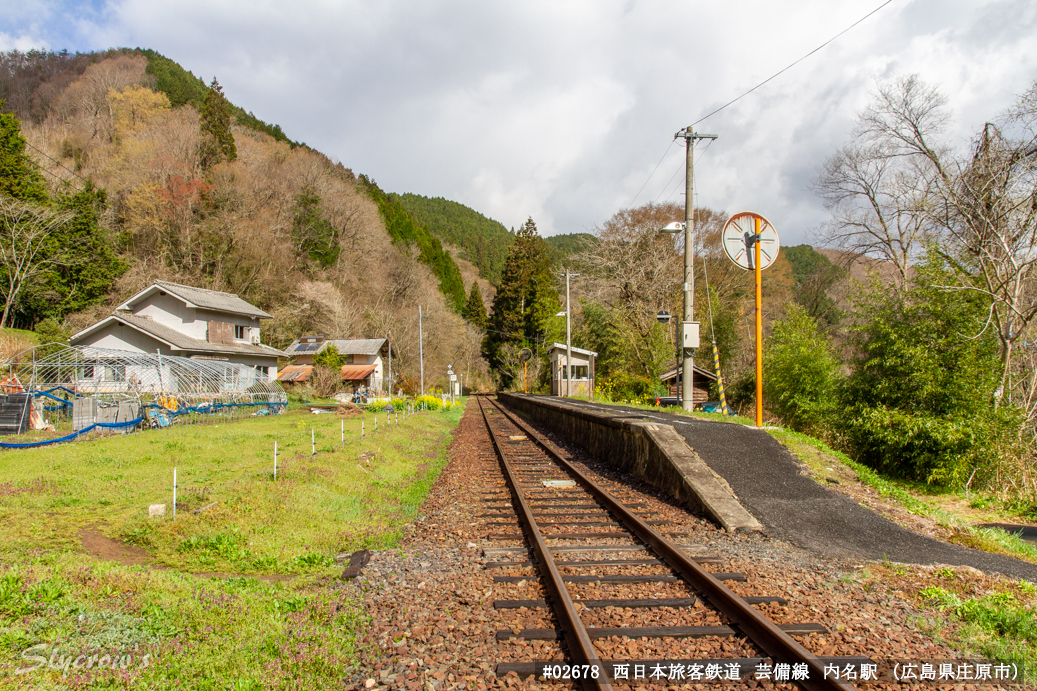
[{"left": 346, "top": 400, "right": 1021, "bottom": 690}]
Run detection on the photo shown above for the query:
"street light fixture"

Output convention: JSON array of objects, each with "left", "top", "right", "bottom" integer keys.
[
  {"left": 656, "top": 311, "right": 679, "bottom": 403},
  {"left": 657, "top": 220, "right": 700, "bottom": 411}
]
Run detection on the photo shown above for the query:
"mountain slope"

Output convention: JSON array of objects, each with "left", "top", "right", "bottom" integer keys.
[
  {"left": 0, "top": 47, "right": 490, "bottom": 387},
  {"left": 545, "top": 232, "right": 597, "bottom": 266},
  {"left": 396, "top": 193, "right": 514, "bottom": 284},
  {"left": 360, "top": 182, "right": 467, "bottom": 311}
]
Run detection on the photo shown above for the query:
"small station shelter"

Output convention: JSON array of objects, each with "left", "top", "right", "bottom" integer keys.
[{"left": 547, "top": 343, "right": 597, "bottom": 398}]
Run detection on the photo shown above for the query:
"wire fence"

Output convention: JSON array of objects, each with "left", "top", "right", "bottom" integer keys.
[{"left": 0, "top": 345, "right": 287, "bottom": 448}]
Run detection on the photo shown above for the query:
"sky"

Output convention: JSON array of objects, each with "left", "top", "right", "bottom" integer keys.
[{"left": 3, "top": 0, "right": 1036, "bottom": 245}]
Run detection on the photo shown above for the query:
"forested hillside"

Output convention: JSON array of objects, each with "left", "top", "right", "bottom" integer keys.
[
  {"left": 361, "top": 183, "right": 467, "bottom": 312},
  {"left": 0, "top": 48, "right": 489, "bottom": 390},
  {"left": 545, "top": 232, "right": 597, "bottom": 266},
  {"left": 397, "top": 193, "right": 513, "bottom": 284}
]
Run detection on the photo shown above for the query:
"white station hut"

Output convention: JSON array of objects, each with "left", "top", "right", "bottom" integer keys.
[{"left": 547, "top": 343, "right": 597, "bottom": 398}]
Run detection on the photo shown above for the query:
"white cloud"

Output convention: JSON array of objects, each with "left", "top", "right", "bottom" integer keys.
[
  {"left": 13, "top": 0, "right": 1037, "bottom": 244},
  {"left": 0, "top": 32, "right": 48, "bottom": 52}
]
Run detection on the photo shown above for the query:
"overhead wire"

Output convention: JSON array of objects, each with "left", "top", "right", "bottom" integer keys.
[
  {"left": 653, "top": 159, "right": 685, "bottom": 205},
  {"left": 625, "top": 139, "right": 676, "bottom": 209},
  {"left": 623, "top": 1, "right": 894, "bottom": 212},
  {"left": 662, "top": 138, "right": 714, "bottom": 204},
  {"left": 690, "top": 0, "right": 895, "bottom": 127},
  {"left": 23, "top": 140, "right": 88, "bottom": 188}
]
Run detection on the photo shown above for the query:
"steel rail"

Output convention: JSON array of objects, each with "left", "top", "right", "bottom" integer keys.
[
  {"left": 487, "top": 396, "right": 858, "bottom": 691},
  {"left": 476, "top": 397, "right": 612, "bottom": 690}
]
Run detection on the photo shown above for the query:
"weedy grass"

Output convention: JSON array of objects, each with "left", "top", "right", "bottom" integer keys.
[
  {"left": 770, "top": 428, "right": 1037, "bottom": 566},
  {"left": 917, "top": 580, "right": 1037, "bottom": 682},
  {"left": 0, "top": 400, "right": 464, "bottom": 688}
]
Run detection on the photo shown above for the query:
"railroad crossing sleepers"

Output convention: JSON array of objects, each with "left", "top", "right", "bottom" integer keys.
[
  {"left": 475, "top": 395, "right": 863, "bottom": 690},
  {"left": 497, "top": 391, "right": 763, "bottom": 534}
]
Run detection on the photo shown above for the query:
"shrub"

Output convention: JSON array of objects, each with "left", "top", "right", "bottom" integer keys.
[
  {"left": 841, "top": 404, "right": 1022, "bottom": 486},
  {"left": 763, "top": 304, "right": 842, "bottom": 433},
  {"left": 312, "top": 344, "right": 344, "bottom": 370},
  {"left": 310, "top": 366, "right": 340, "bottom": 399},
  {"left": 603, "top": 371, "right": 662, "bottom": 402},
  {"left": 414, "top": 394, "right": 445, "bottom": 410}
]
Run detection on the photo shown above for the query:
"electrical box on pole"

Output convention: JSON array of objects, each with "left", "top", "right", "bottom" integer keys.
[
  {"left": 681, "top": 322, "right": 700, "bottom": 350},
  {"left": 675, "top": 127, "right": 717, "bottom": 412}
]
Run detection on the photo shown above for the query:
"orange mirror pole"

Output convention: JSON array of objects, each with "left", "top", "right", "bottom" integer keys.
[{"left": 754, "top": 217, "right": 763, "bottom": 428}]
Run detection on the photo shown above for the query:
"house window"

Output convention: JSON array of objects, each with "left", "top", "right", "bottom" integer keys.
[
  {"left": 235, "top": 325, "right": 246, "bottom": 340},
  {"left": 345, "top": 354, "right": 354, "bottom": 364}
]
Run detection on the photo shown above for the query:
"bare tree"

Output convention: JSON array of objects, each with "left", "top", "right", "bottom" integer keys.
[
  {"left": 579, "top": 202, "right": 684, "bottom": 376},
  {"left": 818, "top": 75, "right": 1037, "bottom": 417},
  {"left": 938, "top": 107, "right": 1037, "bottom": 406},
  {"left": 814, "top": 76, "right": 950, "bottom": 286},
  {"left": 0, "top": 196, "right": 75, "bottom": 327}
]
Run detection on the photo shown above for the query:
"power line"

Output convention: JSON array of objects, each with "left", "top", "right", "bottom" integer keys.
[
  {"left": 662, "top": 139, "right": 714, "bottom": 204},
  {"left": 653, "top": 159, "right": 685, "bottom": 205},
  {"left": 626, "top": 139, "right": 675, "bottom": 209},
  {"left": 691, "top": 0, "right": 895, "bottom": 127},
  {"left": 23, "top": 140, "right": 88, "bottom": 187}
]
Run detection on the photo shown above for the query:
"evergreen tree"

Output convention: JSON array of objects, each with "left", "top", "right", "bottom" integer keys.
[
  {"left": 462, "top": 282, "right": 488, "bottom": 328},
  {"left": 292, "top": 187, "right": 339, "bottom": 268},
  {"left": 0, "top": 106, "right": 47, "bottom": 203},
  {"left": 357, "top": 175, "right": 467, "bottom": 311},
  {"left": 313, "top": 343, "right": 344, "bottom": 370},
  {"left": 198, "top": 77, "right": 236, "bottom": 168},
  {"left": 483, "top": 218, "right": 560, "bottom": 386}
]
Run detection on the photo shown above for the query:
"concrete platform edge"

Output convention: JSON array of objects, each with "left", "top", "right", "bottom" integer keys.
[{"left": 497, "top": 393, "right": 763, "bottom": 533}]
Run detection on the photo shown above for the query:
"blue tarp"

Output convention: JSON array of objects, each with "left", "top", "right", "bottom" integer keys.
[{"left": 0, "top": 417, "right": 144, "bottom": 449}]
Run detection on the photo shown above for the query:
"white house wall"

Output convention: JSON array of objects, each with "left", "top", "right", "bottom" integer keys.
[
  {"left": 195, "top": 309, "right": 260, "bottom": 343},
  {"left": 132, "top": 292, "right": 206, "bottom": 340},
  {"left": 82, "top": 322, "right": 175, "bottom": 356},
  {"left": 196, "top": 354, "right": 278, "bottom": 379},
  {"left": 130, "top": 293, "right": 261, "bottom": 344}
]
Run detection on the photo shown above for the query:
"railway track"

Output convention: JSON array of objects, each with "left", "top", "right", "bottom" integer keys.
[{"left": 474, "top": 394, "right": 865, "bottom": 689}]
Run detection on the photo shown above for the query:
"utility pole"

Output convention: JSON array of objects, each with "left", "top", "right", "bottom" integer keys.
[
  {"left": 418, "top": 306, "right": 424, "bottom": 396},
  {"left": 386, "top": 329, "right": 392, "bottom": 397},
  {"left": 561, "top": 268, "right": 580, "bottom": 398},
  {"left": 675, "top": 126, "right": 717, "bottom": 412}
]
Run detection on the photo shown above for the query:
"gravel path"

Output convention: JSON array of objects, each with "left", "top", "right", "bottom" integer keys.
[
  {"left": 347, "top": 400, "right": 1014, "bottom": 690},
  {"left": 550, "top": 398, "right": 1037, "bottom": 583}
]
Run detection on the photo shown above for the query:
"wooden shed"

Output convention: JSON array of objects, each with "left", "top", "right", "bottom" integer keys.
[{"left": 659, "top": 364, "right": 717, "bottom": 407}]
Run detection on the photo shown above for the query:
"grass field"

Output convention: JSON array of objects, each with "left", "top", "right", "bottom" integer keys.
[{"left": 0, "top": 400, "right": 464, "bottom": 689}]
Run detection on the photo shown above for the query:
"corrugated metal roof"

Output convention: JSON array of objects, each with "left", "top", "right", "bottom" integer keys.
[
  {"left": 72, "top": 313, "right": 289, "bottom": 358},
  {"left": 546, "top": 343, "right": 598, "bottom": 357},
  {"left": 119, "top": 281, "right": 272, "bottom": 319},
  {"left": 660, "top": 365, "right": 718, "bottom": 382},
  {"left": 277, "top": 364, "right": 312, "bottom": 382},
  {"left": 276, "top": 363, "right": 377, "bottom": 382},
  {"left": 340, "top": 364, "right": 377, "bottom": 380},
  {"left": 285, "top": 337, "right": 387, "bottom": 356}
]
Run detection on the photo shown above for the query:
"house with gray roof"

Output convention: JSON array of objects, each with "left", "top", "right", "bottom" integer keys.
[
  {"left": 70, "top": 281, "right": 287, "bottom": 377},
  {"left": 278, "top": 335, "right": 389, "bottom": 392}
]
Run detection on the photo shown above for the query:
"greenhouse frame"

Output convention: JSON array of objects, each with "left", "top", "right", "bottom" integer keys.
[{"left": 0, "top": 345, "right": 287, "bottom": 448}]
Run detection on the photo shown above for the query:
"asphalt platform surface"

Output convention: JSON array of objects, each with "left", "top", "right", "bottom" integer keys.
[{"left": 541, "top": 397, "right": 1037, "bottom": 582}]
